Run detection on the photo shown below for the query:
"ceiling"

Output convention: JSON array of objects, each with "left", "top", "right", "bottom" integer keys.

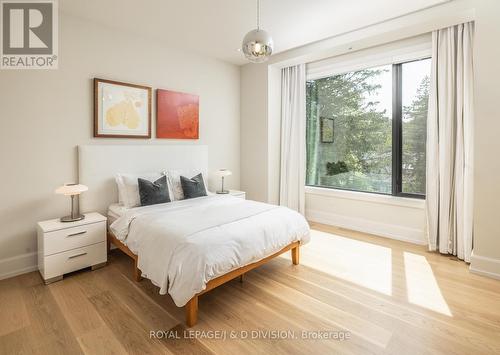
[{"left": 61, "top": 0, "right": 450, "bottom": 65}]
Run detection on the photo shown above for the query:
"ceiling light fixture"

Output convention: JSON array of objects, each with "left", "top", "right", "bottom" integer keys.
[{"left": 241, "top": 0, "right": 273, "bottom": 63}]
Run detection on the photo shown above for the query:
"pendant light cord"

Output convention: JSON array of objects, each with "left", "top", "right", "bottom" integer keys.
[{"left": 257, "top": 0, "right": 260, "bottom": 30}]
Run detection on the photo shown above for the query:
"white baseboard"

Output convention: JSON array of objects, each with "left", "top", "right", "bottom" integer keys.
[
  {"left": 470, "top": 252, "right": 500, "bottom": 280},
  {"left": 0, "top": 252, "right": 38, "bottom": 281},
  {"left": 306, "top": 209, "right": 426, "bottom": 245}
]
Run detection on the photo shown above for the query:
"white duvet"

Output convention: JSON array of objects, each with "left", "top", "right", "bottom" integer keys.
[{"left": 110, "top": 195, "right": 310, "bottom": 306}]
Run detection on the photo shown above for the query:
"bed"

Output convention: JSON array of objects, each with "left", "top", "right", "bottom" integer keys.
[{"left": 79, "top": 145, "right": 310, "bottom": 326}]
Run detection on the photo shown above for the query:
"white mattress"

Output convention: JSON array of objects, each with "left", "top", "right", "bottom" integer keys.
[{"left": 107, "top": 203, "right": 130, "bottom": 224}]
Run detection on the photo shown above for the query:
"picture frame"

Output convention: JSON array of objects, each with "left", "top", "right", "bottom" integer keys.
[
  {"left": 320, "top": 117, "right": 334, "bottom": 143},
  {"left": 94, "top": 78, "right": 152, "bottom": 138},
  {"left": 156, "top": 89, "right": 200, "bottom": 139}
]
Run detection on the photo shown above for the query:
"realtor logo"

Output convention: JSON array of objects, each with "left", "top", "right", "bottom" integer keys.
[{"left": 1, "top": 0, "right": 58, "bottom": 69}]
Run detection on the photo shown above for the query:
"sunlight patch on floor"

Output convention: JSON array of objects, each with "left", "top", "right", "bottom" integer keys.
[
  {"left": 295, "top": 229, "right": 393, "bottom": 295},
  {"left": 403, "top": 252, "right": 452, "bottom": 316}
]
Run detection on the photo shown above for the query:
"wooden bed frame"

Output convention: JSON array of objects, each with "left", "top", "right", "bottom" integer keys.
[{"left": 107, "top": 231, "right": 300, "bottom": 327}]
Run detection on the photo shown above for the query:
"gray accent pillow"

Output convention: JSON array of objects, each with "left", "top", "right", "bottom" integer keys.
[
  {"left": 180, "top": 173, "right": 207, "bottom": 199},
  {"left": 138, "top": 175, "right": 171, "bottom": 206}
]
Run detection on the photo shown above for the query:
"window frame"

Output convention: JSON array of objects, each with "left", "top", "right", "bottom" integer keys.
[
  {"left": 305, "top": 58, "right": 430, "bottom": 200},
  {"left": 392, "top": 58, "right": 429, "bottom": 199}
]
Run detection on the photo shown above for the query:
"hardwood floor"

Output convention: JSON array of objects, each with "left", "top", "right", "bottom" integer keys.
[{"left": 1, "top": 223, "right": 500, "bottom": 354}]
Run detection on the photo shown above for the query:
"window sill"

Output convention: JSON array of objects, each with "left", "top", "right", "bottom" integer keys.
[{"left": 305, "top": 186, "right": 425, "bottom": 209}]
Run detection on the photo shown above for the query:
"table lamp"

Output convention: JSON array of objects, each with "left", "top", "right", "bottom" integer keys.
[
  {"left": 215, "top": 169, "right": 232, "bottom": 194},
  {"left": 55, "top": 183, "right": 88, "bottom": 222}
]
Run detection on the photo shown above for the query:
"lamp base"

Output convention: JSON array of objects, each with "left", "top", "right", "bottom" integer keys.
[
  {"left": 60, "top": 214, "right": 85, "bottom": 223},
  {"left": 216, "top": 190, "right": 230, "bottom": 194}
]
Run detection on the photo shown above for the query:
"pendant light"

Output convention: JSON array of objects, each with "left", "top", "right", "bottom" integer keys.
[{"left": 241, "top": 0, "right": 273, "bottom": 63}]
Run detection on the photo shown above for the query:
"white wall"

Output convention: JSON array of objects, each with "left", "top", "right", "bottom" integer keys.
[
  {"left": 306, "top": 188, "right": 426, "bottom": 244},
  {"left": 0, "top": 13, "right": 241, "bottom": 279},
  {"left": 469, "top": 0, "right": 500, "bottom": 279},
  {"left": 240, "top": 64, "right": 268, "bottom": 202},
  {"left": 240, "top": 0, "right": 475, "bottom": 244}
]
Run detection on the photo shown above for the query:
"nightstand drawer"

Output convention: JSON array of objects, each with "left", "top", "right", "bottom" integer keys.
[
  {"left": 44, "top": 221, "right": 106, "bottom": 256},
  {"left": 43, "top": 242, "right": 106, "bottom": 279}
]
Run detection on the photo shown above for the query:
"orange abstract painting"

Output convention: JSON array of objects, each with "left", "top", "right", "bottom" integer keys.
[{"left": 156, "top": 89, "right": 199, "bottom": 139}]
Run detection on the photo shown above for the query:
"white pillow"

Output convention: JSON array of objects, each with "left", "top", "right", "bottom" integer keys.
[
  {"left": 115, "top": 176, "right": 126, "bottom": 205},
  {"left": 165, "top": 169, "right": 208, "bottom": 201},
  {"left": 115, "top": 172, "right": 164, "bottom": 208}
]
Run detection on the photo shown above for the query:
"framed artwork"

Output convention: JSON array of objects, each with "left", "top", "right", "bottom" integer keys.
[
  {"left": 156, "top": 89, "right": 199, "bottom": 139},
  {"left": 320, "top": 117, "right": 334, "bottom": 143},
  {"left": 94, "top": 78, "right": 152, "bottom": 138}
]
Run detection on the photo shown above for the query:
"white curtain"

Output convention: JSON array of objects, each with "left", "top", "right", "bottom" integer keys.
[
  {"left": 426, "top": 22, "right": 474, "bottom": 262},
  {"left": 280, "top": 64, "right": 306, "bottom": 214}
]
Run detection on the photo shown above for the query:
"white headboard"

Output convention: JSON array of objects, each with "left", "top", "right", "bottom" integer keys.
[{"left": 78, "top": 145, "right": 208, "bottom": 214}]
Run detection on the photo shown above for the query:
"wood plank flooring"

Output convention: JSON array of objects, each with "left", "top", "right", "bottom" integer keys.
[{"left": 1, "top": 222, "right": 500, "bottom": 354}]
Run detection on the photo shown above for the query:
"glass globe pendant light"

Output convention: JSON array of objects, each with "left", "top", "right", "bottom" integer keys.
[{"left": 242, "top": 0, "right": 273, "bottom": 63}]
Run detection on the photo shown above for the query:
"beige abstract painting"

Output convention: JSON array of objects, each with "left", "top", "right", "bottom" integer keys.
[{"left": 94, "top": 79, "right": 151, "bottom": 138}]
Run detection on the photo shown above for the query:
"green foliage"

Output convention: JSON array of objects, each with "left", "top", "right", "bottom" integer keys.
[
  {"left": 326, "top": 161, "right": 348, "bottom": 176},
  {"left": 306, "top": 66, "right": 429, "bottom": 195},
  {"left": 402, "top": 76, "right": 429, "bottom": 194},
  {"left": 306, "top": 67, "right": 392, "bottom": 190}
]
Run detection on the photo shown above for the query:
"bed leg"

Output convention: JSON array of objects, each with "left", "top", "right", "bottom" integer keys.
[
  {"left": 134, "top": 258, "right": 142, "bottom": 282},
  {"left": 186, "top": 296, "right": 198, "bottom": 327},
  {"left": 106, "top": 238, "right": 111, "bottom": 254},
  {"left": 239, "top": 274, "right": 244, "bottom": 283},
  {"left": 291, "top": 245, "right": 300, "bottom": 265}
]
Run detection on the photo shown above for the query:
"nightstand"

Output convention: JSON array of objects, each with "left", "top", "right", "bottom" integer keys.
[
  {"left": 37, "top": 212, "right": 107, "bottom": 284},
  {"left": 228, "top": 190, "right": 246, "bottom": 199}
]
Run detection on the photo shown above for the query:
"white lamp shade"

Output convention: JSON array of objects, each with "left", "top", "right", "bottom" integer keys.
[
  {"left": 55, "top": 183, "right": 88, "bottom": 196},
  {"left": 215, "top": 169, "right": 232, "bottom": 177}
]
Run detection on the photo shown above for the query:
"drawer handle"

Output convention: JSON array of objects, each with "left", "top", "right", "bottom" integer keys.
[
  {"left": 68, "top": 252, "right": 87, "bottom": 259},
  {"left": 66, "top": 231, "right": 87, "bottom": 238}
]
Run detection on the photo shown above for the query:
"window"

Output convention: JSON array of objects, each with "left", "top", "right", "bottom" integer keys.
[
  {"left": 306, "top": 58, "right": 431, "bottom": 198},
  {"left": 400, "top": 60, "right": 430, "bottom": 196}
]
